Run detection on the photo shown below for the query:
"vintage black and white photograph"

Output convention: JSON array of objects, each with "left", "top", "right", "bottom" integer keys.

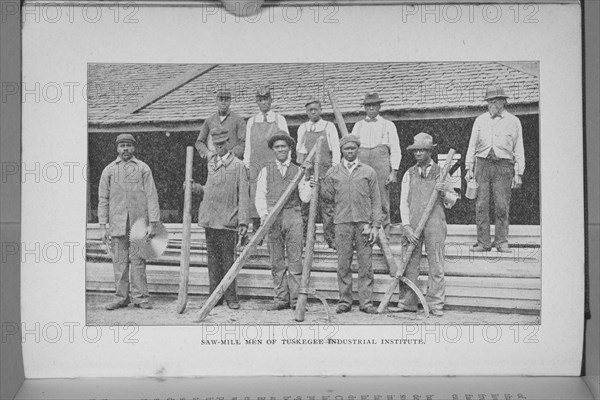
[{"left": 85, "top": 61, "right": 541, "bottom": 326}]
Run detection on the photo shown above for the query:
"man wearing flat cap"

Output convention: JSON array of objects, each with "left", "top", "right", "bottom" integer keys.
[
  {"left": 351, "top": 92, "right": 402, "bottom": 235},
  {"left": 255, "top": 132, "right": 311, "bottom": 311},
  {"left": 98, "top": 134, "right": 161, "bottom": 310},
  {"left": 398, "top": 132, "right": 458, "bottom": 317},
  {"left": 296, "top": 96, "right": 340, "bottom": 249},
  {"left": 321, "top": 134, "right": 382, "bottom": 314},
  {"left": 466, "top": 85, "right": 525, "bottom": 253},
  {"left": 195, "top": 89, "right": 246, "bottom": 160},
  {"left": 189, "top": 127, "right": 249, "bottom": 309},
  {"left": 244, "top": 85, "right": 290, "bottom": 232}
]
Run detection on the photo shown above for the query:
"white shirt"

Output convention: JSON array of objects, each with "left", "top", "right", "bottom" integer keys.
[
  {"left": 243, "top": 110, "right": 289, "bottom": 168},
  {"left": 399, "top": 160, "right": 458, "bottom": 226},
  {"left": 296, "top": 119, "right": 341, "bottom": 165},
  {"left": 466, "top": 110, "right": 525, "bottom": 175},
  {"left": 255, "top": 154, "right": 311, "bottom": 220},
  {"left": 210, "top": 152, "right": 231, "bottom": 170},
  {"left": 351, "top": 115, "right": 402, "bottom": 169},
  {"left": 342, "top": 158, "right": 359, "bottom": 174}
]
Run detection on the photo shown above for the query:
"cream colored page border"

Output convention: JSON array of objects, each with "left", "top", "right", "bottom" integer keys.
[{"left": 21, "top": 3, "right": 583, "bottom": 378}]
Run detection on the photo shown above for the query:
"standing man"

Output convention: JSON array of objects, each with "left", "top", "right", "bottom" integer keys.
[
  {"left": 398, "top": 132, "right": 458, "bottom": 317},
  {"left": 351, "top": 92, "right": 401, "bottom": 234},
  {"left": 296, "top": 96, "right": 340, "bottom": 249},
  {"left": 255, "top": 133, "right": 311, "bottom": 311},
  {"left": 195, "top": 89, "right": 246, "bottom": 160},
  {"left": 321, "top": 134, "right": 382, "bottom": 314},
  {"left": 244, "top": 85, "right": 289, "bottom": 231},
  {"left": 190, "top": 127, "right": 249, "bottom": 309},
  {"left": 466, "top": 86, "right": 525, "bottom": 252},
  {"left": 98, "top": 134, "right": 161, "bottom": 310}
]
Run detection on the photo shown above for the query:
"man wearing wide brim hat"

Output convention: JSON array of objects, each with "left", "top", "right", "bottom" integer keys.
[
  {"left": 191, "top": 126, "right": 249, "bottom": 310},
  {"left": 351, "top": 92, "right": 402, "bottom": 236},
  {"left": 398, "top": 132, "right": 458, "bottom": 317},
  {"left": 244, "top": 84, "right": 290, "bottom": 231},
  {"left": 466, "top": 85, "right": 525, "bottom": 253},
  {"left": 195, "top": 88, "right": 246, "bottom": 160},
  {"left": 255, "top": 132, "right": 312, "bottom": 311},
  {"left": 98, "top": 133, "right": 161, "bottom": 310}
]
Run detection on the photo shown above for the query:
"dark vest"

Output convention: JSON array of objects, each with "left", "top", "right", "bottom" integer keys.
[
  {"left": 407, "top": 162, "right": 446, "bottom": 230},
  {"left": 266, "top": 162, "right": 301, "bottom": 209}
]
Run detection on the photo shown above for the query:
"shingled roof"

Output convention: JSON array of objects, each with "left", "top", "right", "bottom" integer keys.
[{"left": 88, "top": 62, "right": 539, "bottom": 127}]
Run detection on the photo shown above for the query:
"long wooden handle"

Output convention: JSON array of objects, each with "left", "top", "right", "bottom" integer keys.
[
  {"left": 196, "top": 142, "right": 320, "bottom": 322},
  {"left": 294, "top": 137, "right": 324, "bottom": 322},
  {"left": 177, "top": 146, "right": 194, "bottom": 314},
  {"left": 327, "top": 89, "right": 350, "bottom": 137},
  {"left": 377, "top": 149, "right": 456, "bottom": 313}
]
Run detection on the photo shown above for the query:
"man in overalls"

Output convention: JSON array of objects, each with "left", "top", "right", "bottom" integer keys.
[
  {"left": 351, "top": 92, "right": 401, "bottom": 235},
  {"left": 398, "top": 132, "right": 458, "bottom": 317},
  {"left": 296, "top": 96, "right": 340, "bottom": 249},
  {"left": 244, "top": 85, "right": 289, "bottom": 232}
]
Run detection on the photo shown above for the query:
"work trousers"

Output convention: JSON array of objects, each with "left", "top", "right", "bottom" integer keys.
[
  {"left": 398, "top": 225, "right": 446, "bottom": 311},
  {"left": 334, "top": 222, "right": 374, "bottom": 309},
  {"left": 205, "top": 227, "right": 238, "bottom": 304},
  {"left": 359, "top": 146, "right": 391, "bottom": 232},
  {"left": 111, "top": 233, "right": 150, "bottom": 306},
  {"left": 268, "top": 207, "right": 303, "bottom": 307},
  {"left": 475, "top": 157, "right": 514, "bottom": 248},
  {"left": 302, "top": 195, "right": 336, "bottom": 248}
]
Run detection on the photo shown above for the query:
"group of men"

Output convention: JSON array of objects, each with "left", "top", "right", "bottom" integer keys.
[{"left": 98, "top": 84, "right": 525, "bottom": 318}]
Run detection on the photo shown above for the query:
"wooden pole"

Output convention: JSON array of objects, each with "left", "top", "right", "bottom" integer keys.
[
  {"left": 294, "top": 137, "right": 324, "bottom": 322},
  {"left": 327, "top": 89, "right": 350, "bottom": 137},
  {"left": 176, "top": 146, "right": 194, "bottom": 314},
  {"left": 377, "top": 149, "right": 457, "bottom": 314},
  {"left": 196, "top": 143, "right": 320, "bottom": 322}
]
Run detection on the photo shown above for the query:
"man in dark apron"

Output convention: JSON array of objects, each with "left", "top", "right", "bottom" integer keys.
[
  {"left": 351, "top": 93, "right": 402, "bottom": 236},
  {"left": 243, "top": 85, "right": 289, "bottom": 232},
  {"left": 296, "top": 96, "right": 340, "bottom": 249}
]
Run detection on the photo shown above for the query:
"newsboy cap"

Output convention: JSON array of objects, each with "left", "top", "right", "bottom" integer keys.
[
  {"left": 210, "top": 126, "right": 229, "bottom": 145},
  {"left": 256, "top": 84, "right": 272, "bottom": 98},
  {"left": 267, "top": 132, "right": 296, "bottom": 149},
  {"left": 407, "top": 132, "right": 436, "bottom": 151},
  {"left": 339, "top": 134, "right": 361, "bottom": 148},
  {"left": 305, "top": 96, "right": 321, "bottom": 108},
  {"left": 116, "top": 133, "right": 136, "bottom": 145}
]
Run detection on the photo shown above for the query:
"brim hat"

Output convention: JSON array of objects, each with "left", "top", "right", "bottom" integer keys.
[
  {"left": 339, "top": 134, "right": 361, "bottom": 148},
  {"left": 484, "top": 85, "right": 509, "bottom": 101},
  {"left": 407, "top": 132, "right": 436, "bottom": 151},
  {"left": 267, "top": 132, "right": 296, "bottom": 149},
  {"left": 116, "top": 133, "right": 136, "bottom": 145},
  {"left": 216, "top": 89, "right": 232, "bottom": 99},
  {"left": 362, "top": 92, "right": 385, "bottom": 105},
  {"left": 256, "top": 84, "right": 272, "bottom": 99},
  {"left": 210, "top": 126, "right": 229, "bottom": 145}
]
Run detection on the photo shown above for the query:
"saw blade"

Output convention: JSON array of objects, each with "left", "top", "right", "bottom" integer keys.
[{"left": 129, "top": 219, "right": 168, "bottom": 260}]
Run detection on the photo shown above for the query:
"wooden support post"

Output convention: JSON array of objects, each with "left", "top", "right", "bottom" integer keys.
[
  {"left": 176, "top": 146, "right": 194, "bottom": 314},
  {"left": 377, "top": 149, "right": 457, "bottom": 314},
  {"left": 327, "top": 89, "right": 350, "bottom": 137},
  {"left": 196, "top": 143, "right": 320, "bottom": 322},
  {"left": 294, "top": 137, "right": 324, "bottom": 322}
]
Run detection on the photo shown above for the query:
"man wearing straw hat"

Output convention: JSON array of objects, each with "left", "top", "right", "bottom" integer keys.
[
  {"left": 398, "top": 132, "right": 458, "bottom": 317},
  {"left": 98, "top": 134, "right": 161, "bottom": 311},
  {"left": 195, "top": 88, "right": 246, "bottom": 160},
  {"left": 255, "top": 133, "right": 311, "bottom": 311},
  {"left": 244, "top": 84, "right": 290, "bottom": 232},
  {"left": 296, "top": 96, "right": 340, "bottom": 250},
  {"left": 351, "top": 92, "right": 401, "bottom": 236},
  {"left": 321, "top": 134, "right": 382, "bottom": 314},
  {"left": 190, "top": 127, "right": 249, "bottom": 310},
  {"left": 466, "top": 85, "right": 525, "bottom": 253}
]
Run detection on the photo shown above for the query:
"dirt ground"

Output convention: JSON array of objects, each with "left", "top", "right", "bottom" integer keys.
[{"left": 87, "top": 292, "right": 539, "bottom": 326}]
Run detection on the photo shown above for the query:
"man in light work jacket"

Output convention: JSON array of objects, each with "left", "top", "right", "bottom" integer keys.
[
  {"left": 398, "top": 132, "right": 458, "bottom": 317},
  {"left": 296, "top": 96, "right": 340, "bottom": 249},
  {"left": 195, "top": 89, "right": 246, "bottom": 160},
  {"left": 98, "top": 134, "right": 161, "bottom": 310},
  {"left": 190, "top": 127, "right": 249, "bottom": 309},
  {"left": 244, "top": 85, "right": 290, "bottom": 232},
  {"left": 351, "top": 93, "right": 401, "bottom": 235},
  {"left": 255, "top": 133, "right": 311, "bottom": 311},
  {"left": 466, "top": 86, "right": 525, "bottom": 252},
  {"left": 321, "top": 134, "right": 382, "bottom": 315}
]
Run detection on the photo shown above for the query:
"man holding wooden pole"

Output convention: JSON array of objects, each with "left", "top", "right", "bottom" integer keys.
[
  {"left": 191, "top": 127, "right": 249, "bottom": 310},
  {"left": 397, "top": 133, "right": 458, "bottom": 317},
  {"left": 321, "top": 134, "right": 382, "bottom": 314}
]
